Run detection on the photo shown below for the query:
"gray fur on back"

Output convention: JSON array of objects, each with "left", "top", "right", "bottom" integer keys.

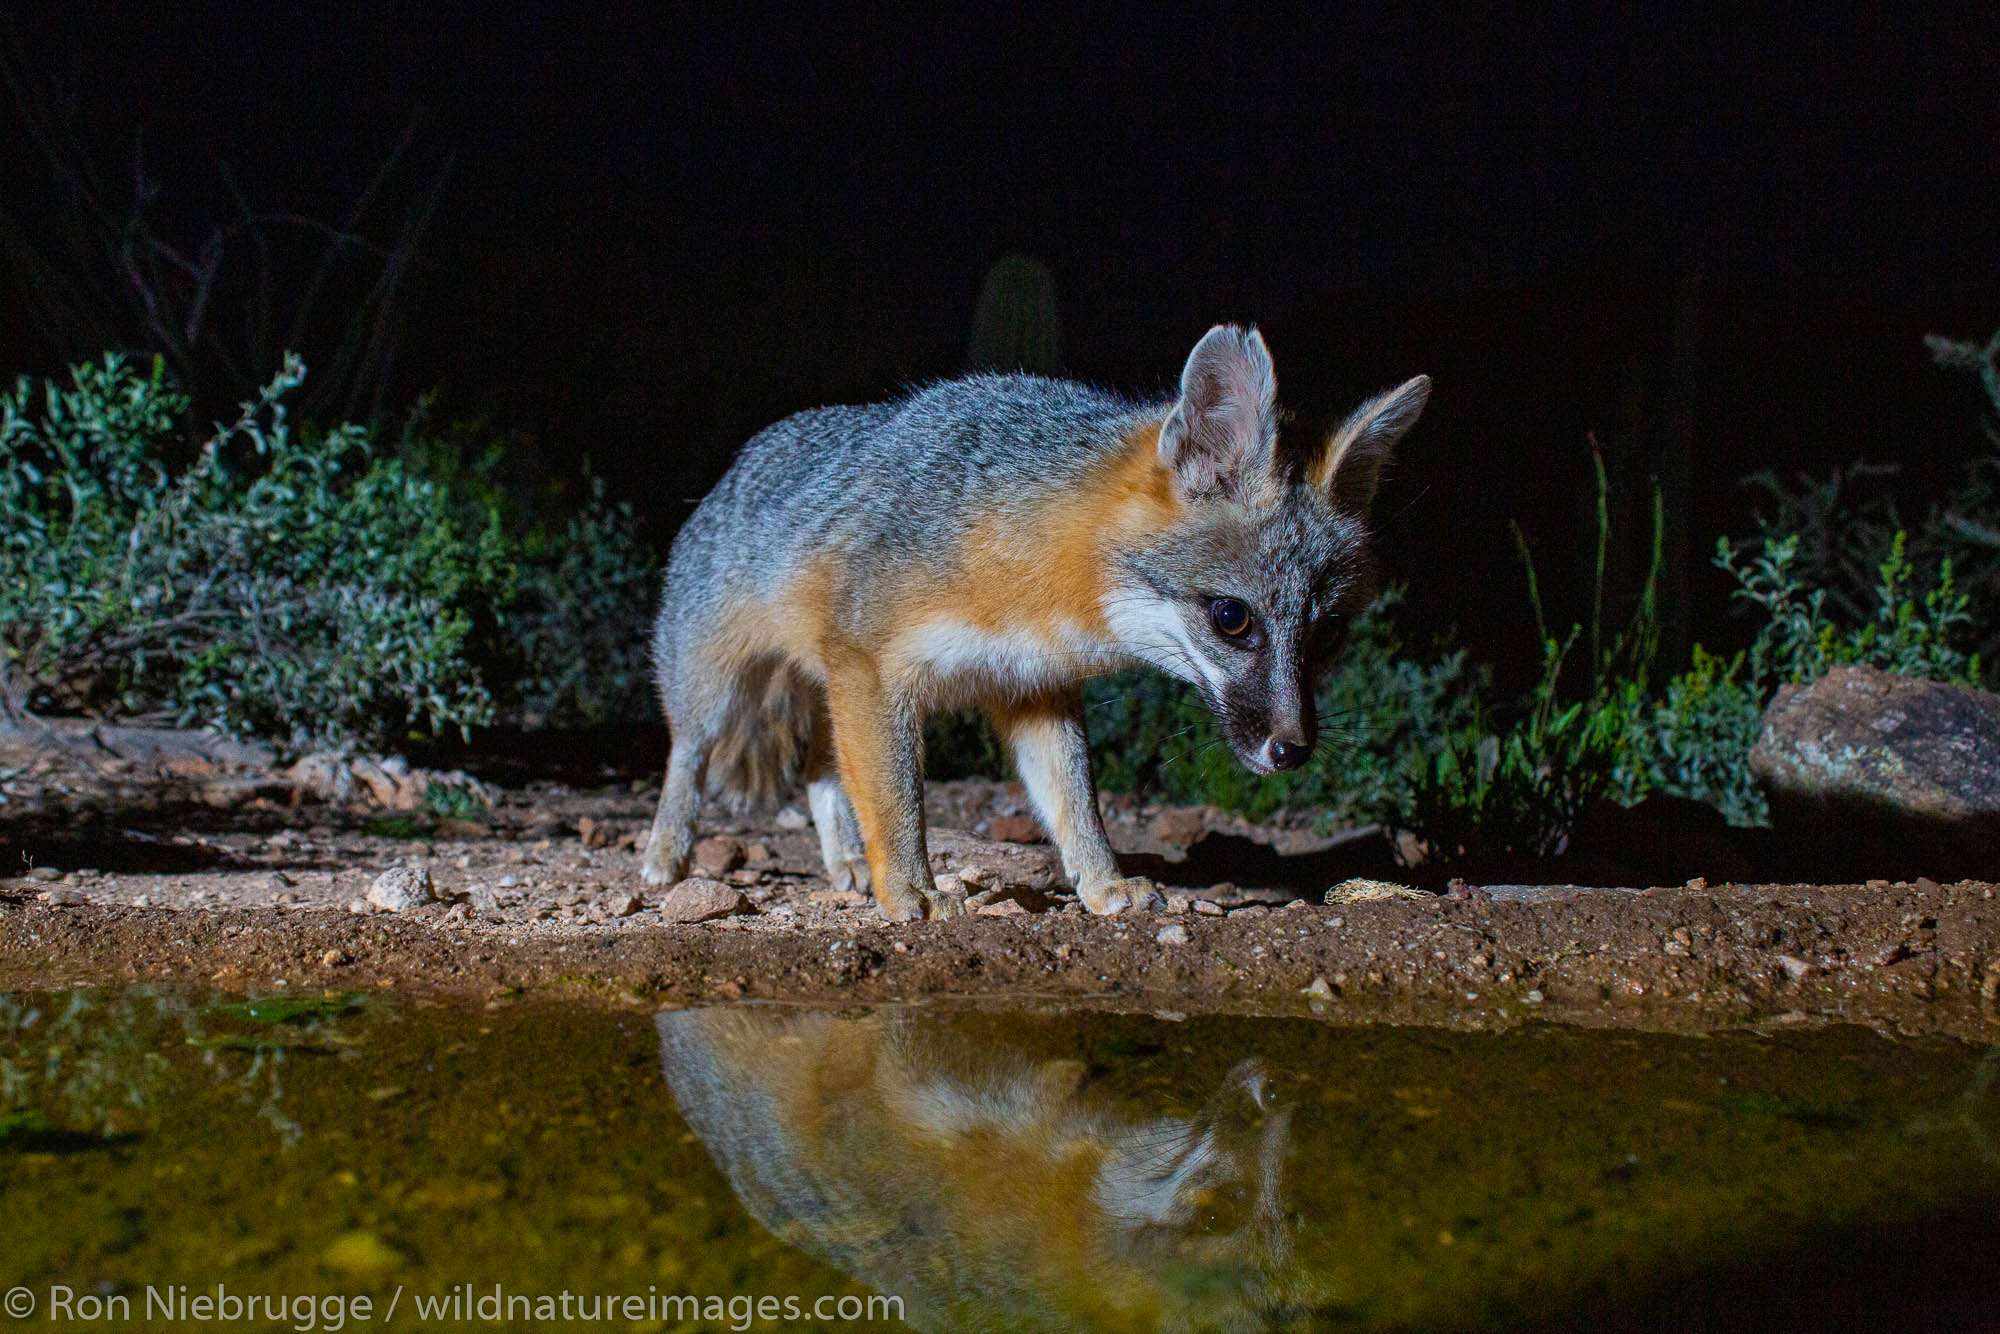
[{"left": 652, "top": 375, "right": 1160, "bottom": 697}]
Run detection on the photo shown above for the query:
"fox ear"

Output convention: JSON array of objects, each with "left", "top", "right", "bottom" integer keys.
[
  {"left": 1314, "top": 375, "right": 1430, "bottom": 512},
  {"left": 1157, "top": 324, "right": 1279, "bottom": 499}
]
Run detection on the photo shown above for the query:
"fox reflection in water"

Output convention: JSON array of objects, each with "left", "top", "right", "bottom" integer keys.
[{"left": 656, "top": 1007, "right": 1299, "bottom": 1334}]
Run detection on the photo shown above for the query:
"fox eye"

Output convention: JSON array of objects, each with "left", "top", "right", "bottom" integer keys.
[{"left": 1208, "top": 597, "right": 1253, "bottom": 640}]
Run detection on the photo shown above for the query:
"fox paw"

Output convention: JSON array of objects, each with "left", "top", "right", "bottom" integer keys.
[
  {"left": 639, "top": 853, "right": 684, "bottom": 886},
  {"left": 826, "top": 856, "right": 871, "bottom": 897},
  {"left": 1079, "top": 875, "right": 1165, "bottom": 916}
]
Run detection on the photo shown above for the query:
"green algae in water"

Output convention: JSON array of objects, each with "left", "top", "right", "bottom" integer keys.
[{"left": 1, "top": 989, "right": 1997, "bottom": 1333}]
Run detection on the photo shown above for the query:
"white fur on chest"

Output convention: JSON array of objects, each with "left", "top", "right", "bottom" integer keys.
[{"left": 891, "top": 618, "right": 1127, "bottom": 706}]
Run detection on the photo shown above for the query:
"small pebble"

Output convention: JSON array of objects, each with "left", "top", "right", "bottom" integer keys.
[
  {"left": 25, "top": 866, "right": 63, "bottom": 882},
  {"left": 774, "top": 806, "right": 809, "bottom": 831},
  {"left": 691, "top": 835, "right": 746, "bottom": 876},
  {"left": 1524, "top": 989, "right": 1544, "bottom": 1004},
  {"left": 321, "top": 948, "right": 350, "bottom": 967},
  {"left": 1155, "top": 923, "right": 1190, "bottom": 946},
  {"left": 346, "top": 898, "right": 374, "bottom": 914},
  {"left": 1193, "top": 899, "right": 1224, "bottom": 917},
  {"left": 1303, "top": 975, "right": 1335, "bottom": 1000},
  {"left": 131, "top": 894, "right": 152, "bottom": 908},
  {"left": 38, "top": 888, "right": 85, "bottom": 906}
]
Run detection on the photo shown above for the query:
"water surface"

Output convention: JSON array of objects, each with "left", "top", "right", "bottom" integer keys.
[{"left": 3, "top": 989, "right": 1996, "bottom": 1331}]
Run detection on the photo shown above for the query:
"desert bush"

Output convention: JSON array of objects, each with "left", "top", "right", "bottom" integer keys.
[
  {"left": 0, "top": 351, "right": 659, "bottom": 751},
  {"left": 394, "top": 411, "right": 659, "bottom": 728},
  {"left": 1398, "top": 447, "right": 1984, "bottom": 854}
]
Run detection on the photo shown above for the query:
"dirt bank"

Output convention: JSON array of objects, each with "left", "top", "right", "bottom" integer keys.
[{"left": 3, "top": 727, "right": 1998, "bottom": 1036}]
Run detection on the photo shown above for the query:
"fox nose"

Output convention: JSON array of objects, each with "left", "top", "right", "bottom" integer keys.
[{"left": 1267, "top": 736, "right": 1310, "bottom": 771}]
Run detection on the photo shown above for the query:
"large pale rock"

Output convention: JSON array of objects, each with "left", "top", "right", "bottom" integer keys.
[
  {"left": 1749, "top": 664, "right": 2000, "bottom": 879},
  {"left": 659, "top": 878, "right": 754, "bottom": 924}
]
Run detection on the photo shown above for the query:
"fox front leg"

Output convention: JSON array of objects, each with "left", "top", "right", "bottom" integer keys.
[
  {"left": 994, "top": 691, "right": 1161, "bottom": 915},
  {"left": 821, "top": 651, "right": 961, "bottom": 922}
]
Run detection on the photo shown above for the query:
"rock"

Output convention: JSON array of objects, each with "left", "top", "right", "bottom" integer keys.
[
  {"left": 926, "top": 828, "right": 1067, "bottom": 891},
  {"left": 1155, "top": 923, "right": 1190, "bottom": 945},
  {"left": 659, "top": 878, "right": 753, "bottom": 923},
  {"left": 775, "top": 806, "right": 810, "bottom": 831},
  {"left": 350, "top": 756, "right": 422, "bottom": 810},
  {"left": 131, "top": 895, "right": 152, "bottom": 908},
  {"left": 808, "top": 889, "right": 869, "bottom": 907},
  {"left": 1147, "top": 808, "right": 1208, "bottom": 847},
  {"left": 691, "top": 835, "right": 746, "bottom": 876},
  {"left": 986, "top": 814, "right": 1043, "bottom": 843},
  {"left": 604, "top": 891, "right": 643, "bottom": 918},
  {"left": 321, "top": 948, "right": 350, "bottom": 967},
  {"left": 954, "top": 863, "right": 1003, "bottom": 891},
  {"left": 38, "top": 888, "right": 85, "bottom": 906},
  {"left": 1775, "top": 954, "right": 1813, "bottom": 980},
  {"left": 976, "top": 897, "right": 1029, "bottom": 917},
  {"left": 25, "top": 866, "right": 63, "bottom": 882},
  {"left": 745, "top": 842, "right": 772, "bottom": 862},
  {"left": 346, "top": 898, "right": 374, "bottom": 914},
  {"left": 466, "top": 884, "right": 500, "bottom": 912},
  {"left": 1303, "top": 975, "right": 1335, "bottom": 1000},
  {"left": 1750, "top": 664, "right": 2000, "bottom": 879},
  {"left": 1193, "top": 898, "right": 1225, "bottom": 916},
  {"left": 1163, "top": 893, "right": 1193, "bottom": 914},
  {"left": 576, "top": 816, "right": 612, "bottom": 849},
  {"left": 366, "top": 866, "right": 436, "bottom": 912}
]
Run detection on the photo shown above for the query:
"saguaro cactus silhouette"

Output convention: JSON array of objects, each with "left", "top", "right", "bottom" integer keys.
[{"left": 967, "top": 254, "right": 1062, "bottom": 375}]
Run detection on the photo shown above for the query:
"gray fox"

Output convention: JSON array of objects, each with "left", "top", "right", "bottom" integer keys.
[{"left": 641, "top": 324, "right": 1430, "bottom": 920}]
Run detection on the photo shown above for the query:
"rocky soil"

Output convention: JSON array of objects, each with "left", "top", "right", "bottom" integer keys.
[{"left": 2, "top": 720, "right": 1998, "bottom": 1039}]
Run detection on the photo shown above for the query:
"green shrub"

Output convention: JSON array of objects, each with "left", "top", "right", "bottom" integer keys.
[
  {"left": 0, "top": 351, "right": 660, "bottom": 751},
  {"left": 490, "top": 468, "right": 659, "bottom": 727},
  {"left": 1, "top": 353, "right": 506, "bottom": 749},
  {"left": 393, "top": 409, "right": 660, "bottom": 729},
  {"left": 1402, "top": 634, "right": 1630, "bottom": 861},
  {"left": 1610, "top": 532, "right": 1980, "bottom": 827},
  {"left": 1610, "top": 644, "right": 1767, "bottom": 824}
]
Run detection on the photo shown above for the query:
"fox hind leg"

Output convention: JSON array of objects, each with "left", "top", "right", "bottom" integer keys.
[{"left": 641, "top": 685, "right": 730, "bottom": 885}]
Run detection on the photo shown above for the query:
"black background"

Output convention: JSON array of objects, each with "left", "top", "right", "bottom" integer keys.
[{"left": 4, "top": 2, "right": 1996, "bottom": 677}]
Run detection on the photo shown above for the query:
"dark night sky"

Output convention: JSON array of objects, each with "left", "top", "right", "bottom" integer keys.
[{"left": 5, "top": 1, "right": 1998, "bottom": 665}]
